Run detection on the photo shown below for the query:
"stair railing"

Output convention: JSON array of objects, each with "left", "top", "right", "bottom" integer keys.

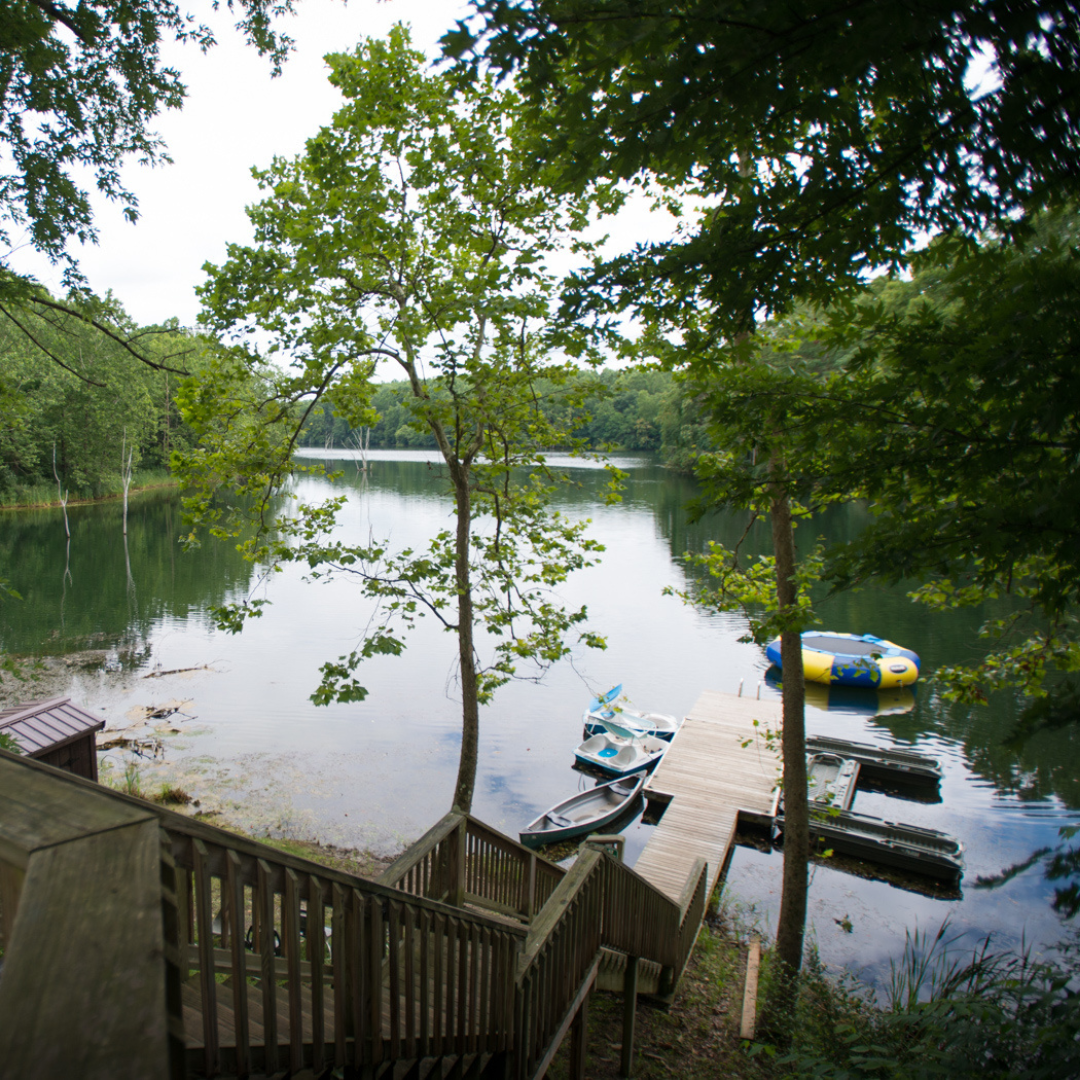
[
  {"left": 163, "top": 813, "right": 526, "bottom": 1078},
  {"left": 381, "top": 811, "right": 564, "bottom": 922}
]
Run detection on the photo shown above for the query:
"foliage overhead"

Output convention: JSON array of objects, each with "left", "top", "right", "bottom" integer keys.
[
  {"left": 689, "top": 208, "right": 1080, "bottom": 702},
  {"left": 450, "top": 0, "right": 1080, "bottom": 332},
  {"left": 0, "top": 0, "right": 298, "bottom": 295}
]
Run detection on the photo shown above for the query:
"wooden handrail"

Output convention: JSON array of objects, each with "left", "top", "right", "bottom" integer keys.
[
  {"left": 379, "top": 809, "right": 463, "bottom": 891},
  {"left": 2, "top": 749, "right": 718, "bottom": 1080},
  {"left": 676, "top": 857, "right": 709, "bottom": 918},
  {"left": 381, "top": 812, "right": 566, "bottom": 923}
]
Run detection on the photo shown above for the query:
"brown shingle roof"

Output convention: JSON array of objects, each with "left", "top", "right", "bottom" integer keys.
[{"left": 0, "top": 696, "right": 106, "bottom": 757}]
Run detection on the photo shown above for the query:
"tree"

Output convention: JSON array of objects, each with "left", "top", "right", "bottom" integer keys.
[
  {"left": 0, "top": 0, "right": 297, "bottom": 294},
  {"left": 0, "top": 291, "right": 194, "bottom": 497},
  {"left": 178, "top": 27, "right": 609, "bottom": 813},
  {"left": 449, "top": 0, "right": 1080, "bottom": 1011},
  {"left": 721, "top": 209, "right": 1080, "bottom": 706},
  {"left": 0, "top": 0, "right": 303, "bottom": 411}
]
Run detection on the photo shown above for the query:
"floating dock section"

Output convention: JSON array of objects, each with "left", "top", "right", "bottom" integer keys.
[{"left": 635, "top": 690, "right": 782, "bottom": 902}]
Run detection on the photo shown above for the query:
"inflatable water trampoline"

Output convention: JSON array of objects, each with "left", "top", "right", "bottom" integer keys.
[{"left": 765, "top": 631, "right": 920, "bottom": 689}]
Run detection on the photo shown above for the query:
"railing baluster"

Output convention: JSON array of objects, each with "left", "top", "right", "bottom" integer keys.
[
  {"left": 307, "top": 873, "right": 325, "bottom": 1074},
  {"left": 403, "top": 903, "right": 416, "bottom": 1061},
  {"left": 350, "top": 889, "right": 365, "bottom": 1068},
  {"left": 332, "top": 881, "right": 348, "bottom": 1069},
  {"left": 469, "top": 922, "right": 482, "bottom": 1053},
  {"left": 478, "top": 925, "right": 490, "bottom": 1053},
  {"left": 225, "top": 851, "right": 250, "bottom": 1078},
  {"left": 418, "top": 906, "right": 430, "bottom": 1057},
  {"left": 284, "top": 868, "right": 303, "bottom": 1073},
  {"left": 445, "top": 916, "right": 456, "bottom": 1055},
  {"left": 388, "top": 900, "right": 401, "bottom": 1061},
  {"left": 368, "top": 894, "right": 384, "bottom": 1065},
  {"left": 457, "top": 917, "right": 468, "bottom": 1054},
  {"left": 192, "top": 839, "right": 219, "bottom": 1077},
  {"left": 433, "top": 911, "right": 444, "bottom": 1058},
  {"left": 257, "top": 859, "right": 278, "bottom": 1075}
]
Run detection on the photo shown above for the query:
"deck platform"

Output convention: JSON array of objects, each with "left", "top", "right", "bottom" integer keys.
[{"left": 635, "top": 690, "right": 782, "bottom": 903}]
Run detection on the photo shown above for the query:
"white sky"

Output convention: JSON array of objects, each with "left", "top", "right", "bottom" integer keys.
[{"left": 6, "top": 0, "right": 672, "bottom": 331}]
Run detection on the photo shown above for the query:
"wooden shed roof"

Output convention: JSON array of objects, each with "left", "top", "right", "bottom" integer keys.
[{"left": 0, "top": 697, "right": 106, "bottom": 758}]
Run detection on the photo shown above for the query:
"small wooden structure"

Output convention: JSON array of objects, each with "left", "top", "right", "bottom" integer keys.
[{"left": 0, "top": 696, "right": 104, "bottom": 780}]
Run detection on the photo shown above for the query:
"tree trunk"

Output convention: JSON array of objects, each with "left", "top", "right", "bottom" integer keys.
[
  {"left": 765, "top": 464, "right": 809, "bottom": 1034},
  {"left": 450, "top": 465, "right": 480, "bottom": 813}
]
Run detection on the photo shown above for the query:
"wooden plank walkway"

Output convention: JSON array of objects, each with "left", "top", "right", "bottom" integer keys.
[{"left": 636, "top": 690, "right": 782, "bottom": 903}]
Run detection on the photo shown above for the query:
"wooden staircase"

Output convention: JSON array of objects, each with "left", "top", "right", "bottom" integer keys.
[{"left": 0, "top": 750, "right": 709, "bottom": 1079}]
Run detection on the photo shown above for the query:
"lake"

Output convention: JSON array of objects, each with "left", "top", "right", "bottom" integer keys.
[{"left": 2, "top": 449, "right": 1078, "bottom": 989}]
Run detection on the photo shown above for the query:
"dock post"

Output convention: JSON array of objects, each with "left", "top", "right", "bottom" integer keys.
[{"left": 620, "top": 955, "right": 639, "bottom": 1077}]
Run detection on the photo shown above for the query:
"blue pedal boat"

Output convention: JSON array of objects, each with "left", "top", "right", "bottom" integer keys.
[{"left": 574, "top": 716, "right": 669, "bottom": 778}]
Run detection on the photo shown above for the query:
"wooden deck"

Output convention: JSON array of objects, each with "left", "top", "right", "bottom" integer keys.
[{"left": 636, "top": 690, "right": 782, "bottom": 902}]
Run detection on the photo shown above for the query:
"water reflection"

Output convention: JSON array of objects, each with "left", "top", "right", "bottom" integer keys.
[
  {"left": 765, "top": 668, "right": 918, "bottom": 718},
  {"left": 0, "top": 489, "right": 254, "bottom": 658},
  {"left": 0, "top": 450, "right": 1077, "bottom": 989}
]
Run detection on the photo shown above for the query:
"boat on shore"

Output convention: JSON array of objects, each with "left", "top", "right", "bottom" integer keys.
[
  {"left": 766, "top": 632, "right": 920, "bottom": 688},
  {"left": 519, "top": 775, "right": 645, "bottom": 849}
]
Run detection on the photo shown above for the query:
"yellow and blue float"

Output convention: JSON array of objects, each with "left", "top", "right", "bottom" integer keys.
[{"left": 765, "top": 632, "right": 920, "bottom": 689}]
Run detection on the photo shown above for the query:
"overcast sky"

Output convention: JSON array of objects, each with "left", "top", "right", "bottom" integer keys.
[
  {"left": 6, "top": 0, "right": 674, "bottom": 332},
  {"left": 0, "top": 2, "right": 479, "bottom": 325}
]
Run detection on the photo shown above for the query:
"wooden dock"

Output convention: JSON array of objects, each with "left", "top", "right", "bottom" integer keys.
[{"left": 636, "top": 690, "right": 782, "bottom": 902}]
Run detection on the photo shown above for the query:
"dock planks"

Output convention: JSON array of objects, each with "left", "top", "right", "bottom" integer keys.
[{"left": 636, "top": 690, "right": 782, "bottom": 903}]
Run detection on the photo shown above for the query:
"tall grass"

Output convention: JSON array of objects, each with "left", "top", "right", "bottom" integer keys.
[
  {"left": 768, "top": 921, "right": 1080, "bottom": 1078},
  {"left": 0, "top": 468, "right": 175, "bottom": 508}
]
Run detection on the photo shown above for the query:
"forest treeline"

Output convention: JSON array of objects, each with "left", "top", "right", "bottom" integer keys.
[
  {"left": 296, "top": 367, "right": 712, "bottom": 467},
  {"left": 0, "top": 295, "right": 198, "bottom": 503},
  {"left": 2, "top": 237, "right": 1048, "bottom": 506},
  {"left": 0, "top": 310, "right": 719, "bottom": 505}
]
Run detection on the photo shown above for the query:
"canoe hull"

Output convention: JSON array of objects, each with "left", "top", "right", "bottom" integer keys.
[{"left": 519, "top": 775, "right": 645, "bottom": 849}]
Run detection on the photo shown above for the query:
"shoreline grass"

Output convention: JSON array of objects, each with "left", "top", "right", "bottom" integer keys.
[{"left": 0, "top": 470, "right": 177, "bottom": 511}]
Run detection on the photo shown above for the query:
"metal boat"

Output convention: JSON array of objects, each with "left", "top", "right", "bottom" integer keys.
[{"left": 519, "top": 775, "right": 645, "bottom": 849}]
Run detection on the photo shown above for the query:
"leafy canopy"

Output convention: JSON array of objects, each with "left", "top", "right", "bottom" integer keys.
[
  {"left": 450, "top": 1, "right": 1080, "bottom": 331},
  {"left": 0, "top": 0, "right": 298, "bottom": 295},
  {"left": 689, "top": 208, "right": 1080, "bottom": 702}
]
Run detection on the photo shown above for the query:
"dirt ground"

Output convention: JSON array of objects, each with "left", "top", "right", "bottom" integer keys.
[{"left": 544, "top": 907, "right": 770, "bottom": 1080}]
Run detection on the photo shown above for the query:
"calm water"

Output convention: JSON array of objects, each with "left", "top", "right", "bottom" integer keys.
[{"left": 3, "top": 449, "right": 1078, "bottom": 988}]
